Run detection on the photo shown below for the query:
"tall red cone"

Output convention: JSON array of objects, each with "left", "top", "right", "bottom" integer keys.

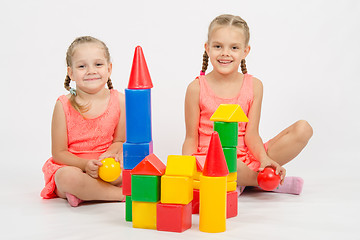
[
  {"left": 203, "top": 131, "right": 229, "bottom": 177},
  {"left": 128, "top": 46, "right": 153, "bottom": 89}
]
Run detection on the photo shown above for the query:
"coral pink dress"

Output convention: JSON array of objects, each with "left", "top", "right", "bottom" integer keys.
[
  {"left": 196, "top": 74, "right": 267, "bottom": 171},
  {"left": 41, "top": 89, "right": 121, "bottom": 199}
]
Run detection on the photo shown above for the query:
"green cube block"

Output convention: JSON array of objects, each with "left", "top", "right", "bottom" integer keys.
[
  {"left": 223, "top": 147, "right": 237, "bottom": 173},
  {"left": 125, "top": 195, "right": 132, "bottom": 222},
  {"left": 214, "top": 122, "right": 238, "bottom": 147},
  {"left": 131, "top": 175, "right": 160, "bottom": 202}
]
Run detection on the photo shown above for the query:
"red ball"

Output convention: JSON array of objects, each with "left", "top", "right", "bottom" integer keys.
[{"left": 257, "top": 167, "right": 281, "bottom": 191}]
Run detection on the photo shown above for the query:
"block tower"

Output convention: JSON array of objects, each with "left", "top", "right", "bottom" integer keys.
[
  {"left": 210, "top": 104, "right": 249, "bottom": 218},
  {"left": 199, "top": 131, "right": 229, "bottom": 233},
  {"left": 123, "top": 46, "right": 154, "bottom": 221},
  {"left": 157, "top": 155, "right": 196, "bottom": 232},
  {"left": 130, "top": 154, "right": 166, "bottom": 229}
]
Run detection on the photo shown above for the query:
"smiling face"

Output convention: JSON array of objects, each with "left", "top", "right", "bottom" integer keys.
[
  {"left": 205, "top": 25, "right": 250, "bottom": 76},
  {"left": 68, "top": 42, "right": 112, "bottom": 94}
]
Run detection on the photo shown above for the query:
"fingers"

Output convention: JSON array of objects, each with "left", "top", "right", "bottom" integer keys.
[{"left": 86, "top": 160, "right": 101, "bottom": 178}]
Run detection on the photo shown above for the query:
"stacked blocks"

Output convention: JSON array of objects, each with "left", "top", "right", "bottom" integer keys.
[
  {"left": 192, "top": 154, "right": 206, "bottom": 214},
  {"left": 199, "top": 132, "right": 229, "bottom": 233},
  {"left": 123, "top": 46, "right": 154, "bottom": 222},
  {"left": 157, "top": 155, "right": 196, "bottom": 232},
  {"left": 130, "top": 154, "right": 166, "bottom": 229},
  {"left": 210, "top": 104, "right": 249, "bottom": 219}
]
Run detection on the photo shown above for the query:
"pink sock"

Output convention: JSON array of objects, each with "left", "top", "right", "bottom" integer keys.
[
  {"left": 237, "top": 186, "right": 246, "bottom": 196},
  {"left": 272, "top": 177, "right": 304, "bottom": 195},
  {"left": 65, "top": 193, "right": 84, "bottom": 207}
]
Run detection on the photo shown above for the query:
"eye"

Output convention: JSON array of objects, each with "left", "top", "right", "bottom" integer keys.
[
  {"left": 78, "top": 65, "right": 85, "bottom": 69},
  {"left": 96, "top": 63, "right": 103, "bottom": 67},
  {"left": 213, "top": 45, "right": 221, "bottom": 49},
  {"left": 232, "top": 46, "right": 239, "bottom": 50}
]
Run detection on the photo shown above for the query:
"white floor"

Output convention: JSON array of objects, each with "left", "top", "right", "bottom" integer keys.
[{"left": 1, "top": 168, "right": 359, "bottom": 240}]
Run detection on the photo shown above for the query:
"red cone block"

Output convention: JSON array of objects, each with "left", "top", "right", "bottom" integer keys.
[
  {"left": 128, "top": 46, "right": 153, "bottom": 89},
  {"left": 202, "top": 132, "right": 229, "bottom": 177}
]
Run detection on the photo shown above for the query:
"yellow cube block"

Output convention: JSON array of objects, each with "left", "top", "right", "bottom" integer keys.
[
  {"left": 193, "top": 170, "right": 201, "bottom": 180},
  {"left": 227, "top": 181, "right": 237, "bottom": 192},
  {"left": 165, "top": 155, "right": 197, "bottom": 177},
  {"left": 193, "top": 179, "right": 200, "bottom": 190},
  {"left": 161, "top": 175, "right": 193, "bottom": 204},
  {"left": 227, "top": 172, "right": 237, "bottom": 182},
  {"left": 132, "top": 201, "right": 158, "bottom": 229}
]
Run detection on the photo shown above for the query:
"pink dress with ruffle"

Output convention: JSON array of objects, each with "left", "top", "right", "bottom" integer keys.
[
  {"left": 196, "top": 74, "right": 267, "bottom": 171},
  {"left": 40, "top": 89, "right": 121, "bottom": 199}
]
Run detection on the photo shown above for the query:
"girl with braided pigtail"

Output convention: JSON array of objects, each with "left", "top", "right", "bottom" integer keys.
[
  {"left": 183, "top": 14, "right": 313, "bottom": 195},
  {"left": 41, "top": 36, "right": 126, "bottom": 207}
]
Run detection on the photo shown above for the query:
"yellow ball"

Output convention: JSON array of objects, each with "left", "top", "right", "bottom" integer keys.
[{"left": 98, "top": 158, "right": 121, "bottom": 182}]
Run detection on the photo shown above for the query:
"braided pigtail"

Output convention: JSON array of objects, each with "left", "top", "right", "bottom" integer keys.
[
  {"left": 241, "top": 59, "right": 247, "bottom": 74},
  {"left": 200, "top": 51, "right": 209, "bottom": 75},
  {"left": 107, "top": 78, "right": 113, "bottom": 89}
]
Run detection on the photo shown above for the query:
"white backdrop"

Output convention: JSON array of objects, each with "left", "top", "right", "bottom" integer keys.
[{"left": 0, "top": 0, "right": 359, "bottom": 193}]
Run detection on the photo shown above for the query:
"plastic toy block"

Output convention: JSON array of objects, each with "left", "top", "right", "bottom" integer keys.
[
  {"left": 125, "top": 89, "right": 152, "bottom": 143},
  {"left": 203, "top": 132, "right": 229, "bottom": 177},
  {"left": 210, "top": 104, "right": 248, "bottom": 122},
  {"left": 123, "top": 141, "right": 153, "bottom": 169},
  {"left": 193, "top": 179, "right": 200, "bottom": 190},
  {"left": 165, "top": 155, "right": 196, "bottom": 177},
  {"left": 193, "top": 170, "right": 201, "bottom": 181},
  {"left": 128, "top": 46, "right": 153, "bottom": 89},
  {"left": 122, "top": 169, "right": 132, "bottom": 196},
  {"left": 131, "top": 175, "right": 160, "bottom": 202},
  {"left": 193, "top": 154, "right": 206, "bottom": 172},
  {"left": 131, "top": 153, "right": 165, "bottom": 176},
  {"left": 227, "top": 181, "right": 237, "bottom": 192},
  {"left": 227, "top": 191, "right": 238, "bottom": 218},
  {"left": 227, "top": 172, "right": 237, "bottom": 182},
  {"left": 157, "top": 202, "right": 192, "bottom": 232},
  {"left": 192, "top": 189, "right": 200, "bottom": 214},
  {"left": 213, "top": 122, "right": 238, "bottom": 147},
  {"left": 161, "top": 175, "right": 193, "bottom": 205},
  {"left": 199, "top": 174, "right": 227, "bottom": 233},
  {"left": 223, "top": 147, "right": 237, "bottom": 173},
  {"left": 132, "top": 201, "right": 158, "bottom": 229},
  {"left": 125, "top": 195, "right": 132, "bottom": 222}
]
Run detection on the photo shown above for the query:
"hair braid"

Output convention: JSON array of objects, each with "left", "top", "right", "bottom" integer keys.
[
  {"left": 241, "top": 59, "right": 247, "bottom": 74},
  {"left": 201, "top": 51, "right": 209, "bottom": 74},
  {"left": 107, "top": 78, "right": 113, "bottom": 89},
  {"left": 64, "top": 75, "right": 71, "bottom": 91}
]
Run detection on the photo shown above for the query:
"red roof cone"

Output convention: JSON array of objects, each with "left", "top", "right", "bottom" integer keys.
[
  {"left": 130, "top": 154, "right": 166, "bottom": 176},
  {"left": 128, "top": 46, "right": 153, "bottom": 89},
  {"left": 203, "top": 132, "right": 229, "bottom": 177}
]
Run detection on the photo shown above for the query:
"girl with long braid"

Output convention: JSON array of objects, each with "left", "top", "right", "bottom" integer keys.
[
  {"left": 41, "top": 36, "right": 125, "bottom": 206},
  {"left": 183, "top": 14, "right": 313, "bottom": 195}
]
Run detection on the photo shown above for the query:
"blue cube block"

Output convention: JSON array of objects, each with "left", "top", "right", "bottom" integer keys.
[
  {"left": 125, "top": 89, "right": 152, "bottom": 143},
  {"left": 123, "top": 141, "right": 153, "bottom": 169}
]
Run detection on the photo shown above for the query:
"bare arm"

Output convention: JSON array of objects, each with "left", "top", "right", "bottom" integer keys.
[
  {"left": 244, "top": 77, "right": 285, "bottom": 179},
  {"left": 51, "top": 100, "right": 88, "bottom": 171},
  {"left": 182, "top": 79, "right": 200, "bottom": 155}
]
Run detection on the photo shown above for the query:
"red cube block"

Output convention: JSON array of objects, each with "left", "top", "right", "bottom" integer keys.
[
  {"left": 192, "top": 189, "right": 200, "bottom": 214},
  {"left": 157, "top": 202, "right": 192, "bottom": 232},
  {"left": 227, "top": 190, "right": 238, "bottom": 218},
  {"left": 122, "top": 169, "right": 132, "bottom": 196}
]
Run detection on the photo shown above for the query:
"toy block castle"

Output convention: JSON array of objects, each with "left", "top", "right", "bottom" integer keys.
[{"left": 210, "top": 104, "right": 249, "bottom": 218}]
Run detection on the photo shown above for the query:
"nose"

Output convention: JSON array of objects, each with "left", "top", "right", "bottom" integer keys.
[
  {"left": 87, "top": 65, "right": 97, "bottom": 74},
  {"left": 221, "top": 47, "right": 230, "bottom": 56}
]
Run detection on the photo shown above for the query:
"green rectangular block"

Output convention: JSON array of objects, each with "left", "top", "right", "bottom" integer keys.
[
  {"left": 214, "top": 122, "right": 238, "bottom": 147},
  {"left": 131, "top": 175, "right": 161, "bottom": 202},
  {"left": 223, "top": 147, "right": 237, "bottom": 173},
  {"left": 126, "top": 195, "right": 132, "bottom": 222}
]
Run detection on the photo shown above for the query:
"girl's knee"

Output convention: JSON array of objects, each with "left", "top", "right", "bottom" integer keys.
[
  {"left": 294, "top": 120, "right": 313, "bottom": 142},
  {"left": 55, "top": 167, "right": 85, "bottom": 191}
]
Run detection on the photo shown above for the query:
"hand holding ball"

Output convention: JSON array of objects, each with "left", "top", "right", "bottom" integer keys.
[
  {"left": 257, "top": 167, "right": 281, "bottom": 191},
  {"left": 98, "top": 158, "right": 121, "bottom": 182}
]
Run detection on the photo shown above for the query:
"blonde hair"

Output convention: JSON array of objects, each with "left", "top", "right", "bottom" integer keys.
[
  {"left": 201, "top": 14, "right": 250, "bottom": 74},
  {"left": 64, "top": 36, "right": 113, "bottom": 113}
]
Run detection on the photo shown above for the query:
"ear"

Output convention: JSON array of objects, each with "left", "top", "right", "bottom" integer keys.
[
  {"left": 108, "top": 62, "right": 112, "bottom": 76},
  {"left": 204, "top": 42, "right": 209, "bottom": 55},
  {"left": 244, "top": 45, "right": 251, "bottom": 58},
  {"left": 67, "top": 66, "right": 73, "bottom": 81}
]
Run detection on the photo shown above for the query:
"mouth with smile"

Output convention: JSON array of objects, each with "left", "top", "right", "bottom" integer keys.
[
  {"left": 84, "top": 77, "right": 101, "bottom": 81},
  {"left": 218, "top": 60, "right": 233, "bottom": 65}
]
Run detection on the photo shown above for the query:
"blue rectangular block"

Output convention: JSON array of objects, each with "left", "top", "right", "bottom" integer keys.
[
  {"left": 125, "top": 89, "right": 152, "bottom": 143},
  {"left": 123, "top": 141, "right": 153, "bottom": 169}
]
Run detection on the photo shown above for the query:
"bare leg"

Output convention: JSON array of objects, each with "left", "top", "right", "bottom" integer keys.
[
  {"left": 267, "top": 120, "right": 313, "bottom": 165},
  {"left": 54, "top": 166, "right": 124, "bottom": 202}
]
